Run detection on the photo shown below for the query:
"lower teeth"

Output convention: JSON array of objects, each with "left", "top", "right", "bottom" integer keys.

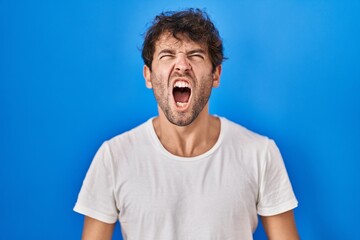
[{"left": 176, "top": 102, "right": 187, "bottom": 107}]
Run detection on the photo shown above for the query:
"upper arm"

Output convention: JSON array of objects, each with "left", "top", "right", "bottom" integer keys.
[
  {"left": 261, "top": 210, "right": 300, "bottom": 240},
  {"left": 82, "top": 216, "right": 115, "bottom": 240}
]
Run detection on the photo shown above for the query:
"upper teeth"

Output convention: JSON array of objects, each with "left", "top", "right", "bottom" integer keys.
[{"left": 174, "top": 81, "right": 190, "bottom": 88}]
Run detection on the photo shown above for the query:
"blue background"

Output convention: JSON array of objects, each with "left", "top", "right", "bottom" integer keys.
[{"left": 1, "top": 0, "right": 359, "bottom": 239}]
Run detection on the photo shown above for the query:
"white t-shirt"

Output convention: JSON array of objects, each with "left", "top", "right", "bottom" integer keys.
[{"left": 74, "top": 117, "right": 298, "bottom": 240}]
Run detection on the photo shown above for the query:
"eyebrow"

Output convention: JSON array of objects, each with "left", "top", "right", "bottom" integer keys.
[
  {"left": 158, "top": 49, "right": 176, "bottom": 56},
  {"left": 187, "top": 49, "right": 207, "bottom": 55},
  {"left": 158, "top": 48, "right": 207, "bottom": 56}
]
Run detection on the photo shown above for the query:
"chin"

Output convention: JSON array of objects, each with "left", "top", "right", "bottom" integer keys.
[{"left": 166, "top": 112, "right": 199, "bottom": 127}]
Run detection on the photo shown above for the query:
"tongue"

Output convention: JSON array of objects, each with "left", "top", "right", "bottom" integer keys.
[{"left": 173, "top": 88, "right": 190, "bottom": 103}]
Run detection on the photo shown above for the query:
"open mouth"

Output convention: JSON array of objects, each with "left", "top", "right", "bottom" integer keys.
[{"left": 173, "top": 81, "right": 191, "bottom": 108}]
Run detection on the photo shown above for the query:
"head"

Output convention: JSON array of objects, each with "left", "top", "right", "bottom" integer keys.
[
  {"left": 142, "top": 9, "right": 225, "bottom": 126},
  {"left": 142, "top": 8, "right": 225, "bottom": 72}
]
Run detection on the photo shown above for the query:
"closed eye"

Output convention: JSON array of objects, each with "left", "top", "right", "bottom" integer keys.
[
  {"left": 187, "top": 49, "right": 206, "bottom": 60},
  {"left": 188, "top": 54, "right": 204, "bottom": 60},
  {"left": 159, "top": 54, "right": 175, "bottom": 59},
  {"left": 158, "top": 49, "right": 176, "bottom": 60}
]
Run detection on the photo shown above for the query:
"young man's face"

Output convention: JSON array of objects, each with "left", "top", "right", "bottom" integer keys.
[{"left": 144, "top": 32, "right": 221, "bottom": 126}]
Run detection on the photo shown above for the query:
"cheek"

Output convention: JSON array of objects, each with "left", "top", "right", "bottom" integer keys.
[
  {"left": 152, "top": 73, "right": 169, "bottom": 87},
  {"left": 193, "top": 65, "right": 213, "bottom": 78},
  {"left": 197, "top": 74, "right": 215, "bottom": 95},
  {"left": 151, "top": 73, "right": 168, "bottom": 96},
  {"left": 152, "top": 62, "right": 173, "bottom": 76}
]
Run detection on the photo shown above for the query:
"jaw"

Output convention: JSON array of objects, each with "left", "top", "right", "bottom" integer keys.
[{"left": 157, "top": 101, "right": 211, "bottom": 129}]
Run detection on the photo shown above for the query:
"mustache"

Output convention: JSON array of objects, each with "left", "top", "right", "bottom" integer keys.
[{"left": 170, "top": 72, "right": 194, "bottom": 81}]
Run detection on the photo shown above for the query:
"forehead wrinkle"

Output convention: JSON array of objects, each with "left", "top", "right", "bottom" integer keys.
[
  {"left": 156, "top": 39, "right": 182, "bottom": 52},
  {"left": 155, "top": 32, "right": 207, "bottom": 54}
]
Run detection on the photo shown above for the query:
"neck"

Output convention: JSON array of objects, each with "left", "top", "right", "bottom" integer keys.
[{"left": 152, "top": 105, "right": 220, "bottom": 157}]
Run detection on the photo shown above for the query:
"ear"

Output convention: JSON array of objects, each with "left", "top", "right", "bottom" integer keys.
[
  {"left": 212, "top": 65, "right": 222, "bottom": 88},
  {"left": 143, "top": 65, "right": 152, "bottom": 89}
]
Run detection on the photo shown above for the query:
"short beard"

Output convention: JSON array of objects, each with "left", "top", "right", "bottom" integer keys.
[{"left": 151, "top": 72, "right": 213, "bottom": 127}]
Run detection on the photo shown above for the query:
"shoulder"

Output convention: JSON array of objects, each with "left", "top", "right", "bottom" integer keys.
[
  {"left": 99, "top": 118, "right": 154, "bottom": 160},
  {"left": 220, "top": 117, "right": 270, "bottom": 149},
  {"left": 107, "top": 118, "right": 152, "bottom": 146}
]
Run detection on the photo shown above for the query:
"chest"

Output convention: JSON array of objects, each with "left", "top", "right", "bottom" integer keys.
[{"left": 115, "top": 155, "right": 259, "bottom": 226}]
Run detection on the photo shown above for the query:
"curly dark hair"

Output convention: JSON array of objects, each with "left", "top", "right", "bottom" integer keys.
[{"left": 141, "top": 8, "right": 225, "bottom": 71}]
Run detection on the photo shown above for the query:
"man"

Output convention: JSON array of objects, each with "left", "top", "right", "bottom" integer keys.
[{"left": 74, "top": 9, "right": 299, "bottom": 240}]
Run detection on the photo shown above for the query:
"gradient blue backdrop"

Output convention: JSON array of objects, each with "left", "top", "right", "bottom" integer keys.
[{"left": 1, "top": 0, "right": 359, "bottom": 239}]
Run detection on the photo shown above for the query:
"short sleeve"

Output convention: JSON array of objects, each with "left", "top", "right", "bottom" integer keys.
[
  {"left": 73, "top": 142, "right": 119, "bottom": 223},
  {"left": 257, "top": 139, "right": 298, "bottom": 216}
]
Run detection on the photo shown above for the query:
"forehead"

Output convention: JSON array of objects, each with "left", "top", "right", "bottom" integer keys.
[{"left": 155, "top": 32, "right": 207, "bottom": 53}]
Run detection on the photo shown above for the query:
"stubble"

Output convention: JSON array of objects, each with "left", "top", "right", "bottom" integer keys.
[{"left": 150, "top": 72, "right": 214, "bottom": 126}]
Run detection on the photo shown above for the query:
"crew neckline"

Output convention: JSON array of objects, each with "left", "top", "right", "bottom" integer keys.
[{"left": 146, "top": 116, "right": 226, "bottom": 162}]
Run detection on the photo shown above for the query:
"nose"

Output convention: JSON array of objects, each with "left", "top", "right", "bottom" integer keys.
[{"left": 174, "top": 53, "right": 191, "bottom": 73}]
